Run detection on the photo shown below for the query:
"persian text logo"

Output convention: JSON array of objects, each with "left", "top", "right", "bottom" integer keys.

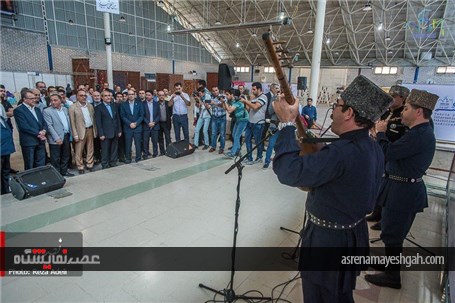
[{"left": 435, "top": 96, "right": 455, "bottom": 111}]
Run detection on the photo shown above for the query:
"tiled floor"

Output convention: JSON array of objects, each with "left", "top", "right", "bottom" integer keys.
[{"left": 0, "top": 104, "right": 450, "bottom": 302}]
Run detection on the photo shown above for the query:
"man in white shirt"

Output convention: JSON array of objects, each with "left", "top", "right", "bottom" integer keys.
[{"left": 169, "top": 82, "right": 191, "bottom": 142}]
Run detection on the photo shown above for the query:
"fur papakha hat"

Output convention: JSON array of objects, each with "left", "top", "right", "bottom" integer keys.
[
  {"left": 340, "top": 75, "right": 393, "bottom": 122},
  {"left": 406, "top": 89, "right": 439, "bottom": 110},
  {"left": 389, "top": 85, "right": 410, "bottom": 98}
]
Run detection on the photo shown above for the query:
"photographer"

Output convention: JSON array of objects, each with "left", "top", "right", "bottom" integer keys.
[
  {"left": 209, "top": 87, "right": 226, "bottom": 154},
  {"left": 193, "top": 87, "right": 211, "bottom": 149},
  {"left": 222, "top": 89, "right": 248, "bottom": 158},
  {"left": 241, "top": 82, "right": 267, "bottom": 165},
  {"left": 169, "top": 82, "right": 190, "bottom": 142}
]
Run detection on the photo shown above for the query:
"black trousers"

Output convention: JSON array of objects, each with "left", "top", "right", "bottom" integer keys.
[
  {"left": 1, "top": 155, "right": 11, "bottom": 194},
  {"left": 124, "top": 131, "right": 142, "bottom": 162},
  {"left": 158, "top": 121, "right": 171, "bottom": 155},
  {"left": 94, "top": 136, "right": 101, "bottom": 161},
  {"left": 21, "top": 143, "right": 46, "bottom": 170},
  {"left": 100, "top": 136, "right": 119, "bottom": 168},
  {"left": 49, "top": 134, "right": 71, "bottom": 175},
  {"left": 118, "top": 133, "right": 125, "bottom": 161},
  {"left": 229, "top": 116, "right": 236, "bottom": 143},
  {"left": 142, "top": 128, "right": 159, "bottom": 157},
  {"left": 381, "top": 207, "right": 416, "bottom": 246}
]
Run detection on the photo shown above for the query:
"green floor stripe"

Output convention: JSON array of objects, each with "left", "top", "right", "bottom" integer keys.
[{"left": 2, "top": 158, "right": 229, "bottom": 233}]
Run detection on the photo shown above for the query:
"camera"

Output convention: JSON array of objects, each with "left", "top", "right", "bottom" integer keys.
[
  {"left": 175, "top": 91, "right": 181, "bottom": 95},
  {"left": 192, "top": 90, "right": 198, "bottom": 97}
]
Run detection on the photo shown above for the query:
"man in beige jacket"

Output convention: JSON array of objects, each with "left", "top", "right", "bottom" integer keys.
[{"left": 69, "top": 89, "right": 97, "bottom": 174}]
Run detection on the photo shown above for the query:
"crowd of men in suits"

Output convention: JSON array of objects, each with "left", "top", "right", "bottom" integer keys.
[
  {"left": 0, "top": 81, "right": 177, "bottom": 194},
  {"left": 1, "top": 78, "right": 316, "bottom": 195}
]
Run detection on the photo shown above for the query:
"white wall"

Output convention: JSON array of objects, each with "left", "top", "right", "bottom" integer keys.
[{"left": 0, "top": 71, "right": 73, "bottom": 93}]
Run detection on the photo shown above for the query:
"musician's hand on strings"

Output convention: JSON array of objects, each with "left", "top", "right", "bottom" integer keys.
[
  {"left": 375, "top": 120, "right": 387, "bottom": 133},
  {"left": 272, "top": 93, "right": 299, "bottom": 122}
]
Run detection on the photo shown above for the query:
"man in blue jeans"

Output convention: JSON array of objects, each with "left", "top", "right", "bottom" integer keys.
[
  {"left": 169, "top": 82, "right": 191, "bottom": 142},
  {"left": 209, "top": 86, "right": 226, "bottom": 154},
  {"left": 193, "top": 87, "right": 211, "bottom": 149},
  {"left": 242, "top": 82, "right": 268, "bottom": 165},
  {"left": 263, "top": 91, "right": 280, "bottom": 169}
]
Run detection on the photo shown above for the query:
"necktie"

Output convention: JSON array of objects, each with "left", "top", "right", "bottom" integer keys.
[{"left": 106, "top": 104, "right": 113, "bottom": 118}]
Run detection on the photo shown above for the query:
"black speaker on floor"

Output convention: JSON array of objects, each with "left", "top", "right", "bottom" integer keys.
[
  {"left": 218, "top": 63, "right": 235, "bottom": 91},
  {"left": 297, "top": 76, "right": 308, "bottom": 90},
  {"left": 165, "top": 140, "right": 196, "bottom": 159},
  {"left": 9, "top": 165, "right": 66, "bottom": 200}
]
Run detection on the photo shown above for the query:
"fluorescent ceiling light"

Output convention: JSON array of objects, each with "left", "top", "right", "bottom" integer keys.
[{"left": 363, "top": 2, "right": 372, "bottom": 11}]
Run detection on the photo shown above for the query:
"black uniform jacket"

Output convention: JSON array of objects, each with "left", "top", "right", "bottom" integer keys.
[{"left": 376, "top": 122, "right": 436, "bottom": 213}]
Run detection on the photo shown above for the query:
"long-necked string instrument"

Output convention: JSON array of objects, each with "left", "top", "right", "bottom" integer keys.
[{"left": 262, "top": 32, "right": 325, "bottom": 156}]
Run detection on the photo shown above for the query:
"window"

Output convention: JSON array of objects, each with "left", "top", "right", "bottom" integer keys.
[
  {"left": 374, "top": 66, "right": 398, "bottom": 75},
  {"left": 234, "top": 66, "right": 250, "bottom": 73},
  {"left": 436, "top": 66, "right": 455, "bottom": 74},
  {"left": 264, "top": 67, "right": 275, "bottom": 73}
]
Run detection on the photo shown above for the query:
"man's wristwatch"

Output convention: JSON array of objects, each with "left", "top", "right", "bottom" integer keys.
[{"left": 278, "top": 121, "right": 296, "bottom": 130}]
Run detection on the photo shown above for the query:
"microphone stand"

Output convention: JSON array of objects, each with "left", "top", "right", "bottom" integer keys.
[
  {"left": 319, "top": 106, "right": 333, "bottom": 137},
  {"left": 198, "top": 128, "right": 277, "bottom": 303}
]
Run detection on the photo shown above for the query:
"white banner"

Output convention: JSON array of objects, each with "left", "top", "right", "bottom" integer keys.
[
  {"left": 404, "top": 84, "right": 455, "bottom": 143},
  {"left": 96, "top": 0, "right": 119, "bottom": 15}
]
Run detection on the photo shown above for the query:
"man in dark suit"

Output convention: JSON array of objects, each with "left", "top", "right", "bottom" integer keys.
[
  {"left": 114, "top": 92, "right": 126, "bottom": 162},
  {"left": 142, "top": 90, "right": 160, "bottom": 159},
  {"left": 43, "top": 93, "right": 73, "bottom": 177},
  {"left": 14, "top": 90, "right": 48, "bottom": 170},
  {"left": 120, "top": 89, "right": 144, "bottom": 163},
  {"left": 95, "top": 90, "right": 122, "bottom": 169},
  {"left": 157, "top": 90, "right": 173, "bottom": 155}
]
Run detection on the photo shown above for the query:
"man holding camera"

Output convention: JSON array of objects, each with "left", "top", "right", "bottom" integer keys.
[
  {"left": 209, "top": 86, "right": 226, "bottom": 154},
  {"left": 242, "top": 82, "right": 267, "bottom": 165},
  {"left": 193, "top": 87, "right": 212, "bottom": 149},
  {"left": 169, "top": 82, "right": 191, "bottom": 142}
]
